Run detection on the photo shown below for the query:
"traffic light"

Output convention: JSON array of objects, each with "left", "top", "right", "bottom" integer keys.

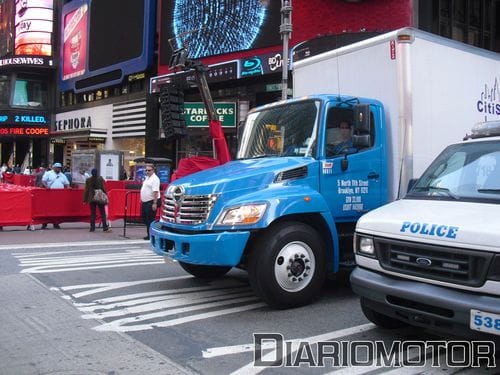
[{"left": 159, "top": 85, "right": 186, "bottom": 139}]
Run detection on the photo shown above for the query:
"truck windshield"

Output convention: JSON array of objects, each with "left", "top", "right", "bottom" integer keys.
[
  {"left": 238, "top": 100, "right": 320, "bottom": 159},
  {"left": 407, "top": 140, "right": 500, "bottom": 204}
]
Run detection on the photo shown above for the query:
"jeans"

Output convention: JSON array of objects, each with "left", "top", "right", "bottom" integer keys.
[{"left": 90, "top": 202, "right": 108, "bottom": 231}]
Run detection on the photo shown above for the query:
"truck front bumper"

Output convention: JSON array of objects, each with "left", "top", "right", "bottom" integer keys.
[
  {"left": 351, "top": 267, "right": 500, "bottom": 340},
  {"left": 149, "top": 221, "right": 251, "bottom": 267}
]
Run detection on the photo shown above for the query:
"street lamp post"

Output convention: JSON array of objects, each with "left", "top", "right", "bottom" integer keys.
[{"left": 280, "top": 0, "right": 292, "bottom": 101}]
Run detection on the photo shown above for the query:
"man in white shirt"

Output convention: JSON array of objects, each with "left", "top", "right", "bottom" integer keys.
[
  {"left": 140, "top": 164, "right": 160, "bottom": 240},
  {"left": 41, "top": 162, "right": 69, "bottom": 229}
]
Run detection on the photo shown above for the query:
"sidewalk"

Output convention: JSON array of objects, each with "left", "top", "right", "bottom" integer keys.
[{"left": 0, "top": 220, "right": 149, "bottom": 246}]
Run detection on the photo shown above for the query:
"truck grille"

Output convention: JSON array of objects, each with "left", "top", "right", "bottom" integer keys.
[
  {"left": 375, "top": 237, "right": 494, "bottom": 287},
  {"left": 162, "top": 194, "right": 217, "bottom": 225}
]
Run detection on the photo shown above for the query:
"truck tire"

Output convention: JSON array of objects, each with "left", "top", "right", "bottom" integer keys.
[
  {"left": 179, "top": 262, "right": 231, "bottom": 279},
  {"left": 248, "top": 221, "right": 326, "bottom": 309},
  {"left": 360, "top": 298, "right": 407, "bottom": 329}
]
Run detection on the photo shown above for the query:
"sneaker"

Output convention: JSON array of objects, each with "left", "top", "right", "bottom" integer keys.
[
  {"left": 41, "top": 224, "right": 47, "bottom": 229},
  {"left": 89, "top": 228, "right": 95, "bottom": 232},
  {"left": 53, "top": 224, "right": 61, "bottom": 229},
  {"left": 143, "top": 236, "right": 150, "bottom": 240}
]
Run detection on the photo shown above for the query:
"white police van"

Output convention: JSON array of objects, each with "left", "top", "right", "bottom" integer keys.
[{"left": 351, "top": 121, "right": 500, "bottom": 340}]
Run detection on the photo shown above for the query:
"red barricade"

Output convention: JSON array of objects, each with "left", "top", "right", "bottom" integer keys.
[
  {"left": 0, "top": 184, "right": 33, "bottom": 226},
  {"left": 31, "top": 188, "right": 90, "bottom": 224},
  {"left": 0, "top": 182, "right": 168, "bottom": 227}
]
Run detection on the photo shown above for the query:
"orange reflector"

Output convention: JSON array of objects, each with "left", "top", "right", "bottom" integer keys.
[
  {"left": 397, "top": 34, "right": 412, "bottom": 42},
  {"left": 304, "top": 197, "right": 311, "bottom": 202}
]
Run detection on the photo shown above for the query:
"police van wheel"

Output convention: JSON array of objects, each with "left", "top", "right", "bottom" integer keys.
[
  {"left": 248, "top": 221, "right": 326, "bottom": 309},
  {"left": 360, "top": 298, "right": 407, "bottom": 329},
  {"left": 179, "top": 262, "right": 231, "bottom": 279}
]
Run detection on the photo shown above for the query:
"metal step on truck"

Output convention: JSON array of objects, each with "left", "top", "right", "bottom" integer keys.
[
  {"left": 351, "top": 120, "right": 500, "bottom": 341},
  {"left": 150, "top": 28, "right": 500, "bottom": 308}
]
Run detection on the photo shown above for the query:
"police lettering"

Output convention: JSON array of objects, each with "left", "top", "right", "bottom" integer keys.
[{"left": 400, "top": 221, "right": 459, "bottom": 239}]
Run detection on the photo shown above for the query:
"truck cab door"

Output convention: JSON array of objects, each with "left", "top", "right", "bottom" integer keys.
[{"left": 319, "top": 103, "right": 385, "bottom": 222}]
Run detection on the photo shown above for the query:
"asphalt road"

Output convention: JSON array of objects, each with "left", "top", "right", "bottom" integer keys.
[{"left": 0, "top": 241, "right": 498, "bottom": 375}]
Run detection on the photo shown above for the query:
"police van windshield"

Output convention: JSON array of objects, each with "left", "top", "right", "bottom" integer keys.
[
  {"left": 407, "top": 140, "right": 500, "bottom": 204},
  {"left": 238, "top": 100, "right": 320, "bottom": 159}
]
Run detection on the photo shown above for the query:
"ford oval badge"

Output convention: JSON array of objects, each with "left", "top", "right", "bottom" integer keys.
[{"left": 416, "top": 257, "right": 432, "bottom": 267}]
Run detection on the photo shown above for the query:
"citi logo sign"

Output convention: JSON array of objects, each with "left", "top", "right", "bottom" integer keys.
[{"left": 477, "top": 78, "right": 500, "bottom": 117}]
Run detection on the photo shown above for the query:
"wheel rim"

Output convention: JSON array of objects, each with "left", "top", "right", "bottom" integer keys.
[{"left": 274, "top": 241, "right": 315, "bottom": 292}]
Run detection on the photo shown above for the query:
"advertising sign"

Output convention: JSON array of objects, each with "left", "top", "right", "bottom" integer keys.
[
  {"left": 100, "top": 153, "right": 120, "bottom": 180},
  {"left": 184, "top": 102, "right": 236, "bottom": 127},
  {"left": 62, "top": 3, "right": 88, "bottom": 80},
  {"left": 0, "top": 109, "right": 50, "bottom": 137},
  {"left": 14, "top": 0, "right": 54, "bottom": 56},
  {"left": 157, "top": 165, "right": 171, "bottom": 184},
  {"left": 0, "top": 0, "right": 14, "bottom": 57}
]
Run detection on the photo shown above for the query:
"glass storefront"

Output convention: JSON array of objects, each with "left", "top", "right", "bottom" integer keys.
[{"left": 112, "top": 137, "right": 145, "bottom": 177}]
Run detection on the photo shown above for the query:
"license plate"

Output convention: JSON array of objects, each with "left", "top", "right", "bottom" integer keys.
[{"left": 470, "top": 309, "right": 500, "bottom": 336}]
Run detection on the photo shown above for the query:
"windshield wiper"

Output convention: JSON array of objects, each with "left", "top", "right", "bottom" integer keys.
[
  {"left": 412, "top": 186, "right": 460, "bottom": 200},
  {"left": 477, "top": 188, "right": 500, "bottom": 194},
  {"left": 238, "top": 154, "right": 278, "bottom": 160}
]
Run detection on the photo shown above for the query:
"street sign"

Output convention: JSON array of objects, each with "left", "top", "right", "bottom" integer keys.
[{"left": 184, "top": 102, "right": 236, "bottom": 127}]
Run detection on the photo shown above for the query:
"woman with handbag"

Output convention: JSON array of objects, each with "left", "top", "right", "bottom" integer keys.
[{"left": 83, "top": 168, "right": 110, "bottom": 232}]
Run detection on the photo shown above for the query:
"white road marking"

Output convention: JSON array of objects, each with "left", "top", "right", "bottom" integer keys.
[
  {"left": 74, "top": 279, "right": 246, "bottom": 305},
  {"left": 78, "top": 287, "right": 252, "bottom": 314},
  {"left": 93, "top": 300, "right": 266, "bottom": 332},
  {"left": 1, "top": 239, "right": 148, "bottom": 251},
  {"left": 13, "top": 246, "right": 144, "bottom": 257},
  {"left": 16, "top": 249, "right": 164, "bottom": 273},
  {"left": 58, "top": 275, "right": 194, "bottom": 298}
]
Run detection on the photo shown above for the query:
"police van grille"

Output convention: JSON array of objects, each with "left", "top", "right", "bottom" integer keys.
[
  {"left": 374, "top": 237, "right": 494, "bottom": 287},
  {"left": 162, "top": 194, "right": 217, "bottom": 225},
  {"left": 275, "top": 166, "right": 308, "bottom": 183}
]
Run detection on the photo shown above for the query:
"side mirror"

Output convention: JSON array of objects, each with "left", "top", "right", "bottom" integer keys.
[
  {"left": 353, "top": 104, "right": 371, "bottom": 133},
  {"left": 407, "top": 178, "right": 418, "bottom": 193},
  {"left": 352, "top": 134, "right": 371, "bottom": 148}
]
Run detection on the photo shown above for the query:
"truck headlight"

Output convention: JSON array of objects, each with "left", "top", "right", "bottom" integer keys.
[
  {"left": 217, "top": 204, "right": 267, "bottom": 226},
  {"left": 355, "top": 234, "right": 376, "bottom": 257}
]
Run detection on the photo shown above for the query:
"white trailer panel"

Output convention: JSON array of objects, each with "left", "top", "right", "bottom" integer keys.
[{"left": 293, "top": 28, "right": 500, "bottom": 200}]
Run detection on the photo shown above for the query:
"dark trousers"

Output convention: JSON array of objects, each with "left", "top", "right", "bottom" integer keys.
[
  {"left": 90, "top": 202, "right": 108, "bottom": 231},
  {"left": 141, "top": 200, "right": 159, "bottom": 236}
]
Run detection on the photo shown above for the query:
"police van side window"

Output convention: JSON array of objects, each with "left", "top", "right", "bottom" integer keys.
[{"left": 325, "top": 107, "right": 375, "bottom": 157}]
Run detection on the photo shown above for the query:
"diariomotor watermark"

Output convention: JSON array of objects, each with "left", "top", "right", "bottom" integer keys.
[{"left": 253, "top": 333, "right": 497, "bottom": 368}]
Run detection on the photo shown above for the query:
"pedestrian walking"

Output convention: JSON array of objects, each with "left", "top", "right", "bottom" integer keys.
[
  {"left": 140, "top": 164, "right": 160, "bottom": 240},
  {"left": 41, "top": 162, "right": 69, "bottom": 229},
  {"left": 83, "top": 169, "right": 110, "bottom": 232}
]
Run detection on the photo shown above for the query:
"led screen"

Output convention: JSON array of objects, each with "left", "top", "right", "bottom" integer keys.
[
  {"left": 0, "top": 0, "right": 14, "bottom": 57},
  {"left": 14, "top": 0, "right": 54, "bottom": 56},
  {"left": 62, "top": 3, "right": 87, "bottom": 80},
  {"left": 160, "top": 0, "right": 281, "bottom": 65}
]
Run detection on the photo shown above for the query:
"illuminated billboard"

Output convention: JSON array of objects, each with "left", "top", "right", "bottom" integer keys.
[
  {"left": 14, "top": 0, "right": 54, "bottom": 56},
  {"left": 0, "top": 0, "right": 15, "bottom": 57},
  {"left": 159, "top": 0, "right": 281, "bottom": 66},
  {"left": 59, "top": 0, "right": 155, "bottom": 93},
  {"left": 62, "top": 3, "right": 87, "bottom": 80}
]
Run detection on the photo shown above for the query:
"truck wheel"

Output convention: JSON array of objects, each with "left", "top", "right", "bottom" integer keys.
[
  {"left": 179, "top": 262, "right": 231, "bottom": 279},
  {"left": 248, "top": 221, "right": 326, "bottom": 309},
  {"left": 360, "top": 298, "right": 407, "bottom": 329}
]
